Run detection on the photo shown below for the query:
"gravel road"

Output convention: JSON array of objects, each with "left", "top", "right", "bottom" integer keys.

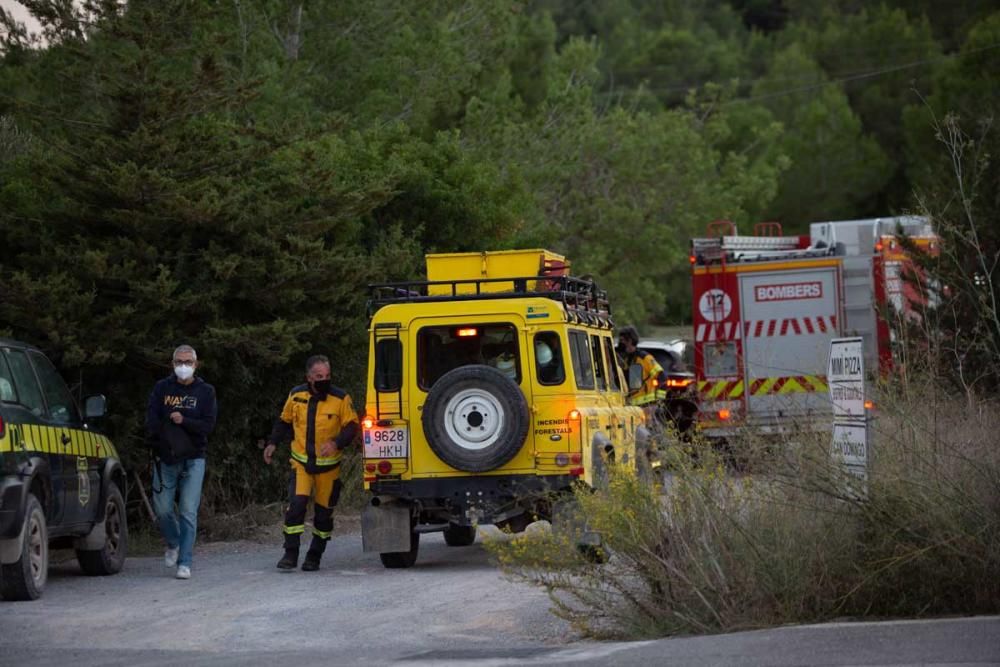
[
  {"left": 3, "top": 520, "right": 997, "bottom": 667},
  {"left": 0, "top": 522, "right": 593, "bottom": 666}
]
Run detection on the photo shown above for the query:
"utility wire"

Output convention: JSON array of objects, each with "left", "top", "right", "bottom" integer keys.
[
  {"left": 725, "top": 42, "right": 1000, "bottom": 106},
  {"left": 596, "top": 42, "right": 1000, "bottom": 102}
]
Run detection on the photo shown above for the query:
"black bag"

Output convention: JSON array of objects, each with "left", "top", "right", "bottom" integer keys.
[{"left": 156, "top": 422, "right": 199, "bottom": 463}]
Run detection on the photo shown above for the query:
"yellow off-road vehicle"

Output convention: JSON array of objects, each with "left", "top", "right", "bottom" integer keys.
[{"left": 360, "top": 250, "right": 650, "bottom": 568}]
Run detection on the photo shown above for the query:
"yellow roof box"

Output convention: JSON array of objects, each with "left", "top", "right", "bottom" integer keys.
[{"left": 426, "top": 249, "right": 569, "bottom": 295}]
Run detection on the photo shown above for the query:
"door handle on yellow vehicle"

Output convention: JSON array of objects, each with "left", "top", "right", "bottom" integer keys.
[{"left": 61, "top": 433, "right": 71, "bottom": 447}]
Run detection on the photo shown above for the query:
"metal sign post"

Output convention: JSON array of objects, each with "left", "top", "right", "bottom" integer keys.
[{"left": 828, "top": 337, "right": 868, "bottom": 498}]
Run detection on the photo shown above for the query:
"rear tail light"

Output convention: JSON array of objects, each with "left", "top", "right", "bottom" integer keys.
[
  {"left": 570, "top": 453, "right": 582, "bottom": 464},
  {"left": 569, "top": 467, "right": 585, "bottom": 477},
  {"left": 718, "top": 408, "right": 731, "bottom": 420},
  {"left": 364, "top": 463, "right": 377, "bottom": 473},
  {"left": 377, "top": 460, "right": 392, "bottom": 475}
]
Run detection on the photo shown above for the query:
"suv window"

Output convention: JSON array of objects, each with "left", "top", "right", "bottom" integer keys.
[
  {"left": 568, "top": 330, "right": 594, "bottom": 390},
  {"left": 603, "top": 338, "right": 621, "bottom": 391},
  {"left": 29, "top": 351, "right": 81, "bottom": 424},
  {"left": 374, "top": 339, "right": 403, "bottom": 392},
  {"left": 533, "top": 331, "right": 565, "bottom": 385},
  {"left": 3, "top": 348, "right": 47, "bottom": 417},
  {"left": 679, "top": 342, "right": 694, "bottom": 370},
  {"left": 590, "top": 334, "right": 607, "bottom": 391},
  {"left": 0, "top": 352, "right": 17, "bottom": 402},
  {"left": 418, "top": 323, "right": 519, "bottom": 390}
]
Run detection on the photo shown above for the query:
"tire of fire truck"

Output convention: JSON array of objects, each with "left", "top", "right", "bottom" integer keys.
[
  {"left": 422, "top": 365, "right": 530, "bottom": 473},
  {"left": 379, "top": 522, "right": 420, "bottom": 569},
  {"left": 443, "top": 523, "right": 477, "bottom": 547},
  {"left": 662, "top": 398, "right": 697, "bottom": 435}
]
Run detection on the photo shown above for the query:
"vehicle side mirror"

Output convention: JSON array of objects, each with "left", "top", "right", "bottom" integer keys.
[
  {"left": 84, "top": 394, "right": 107, "bottom": 419},
  {"left": 627, "top": 364, "right": 643, "bottom": 392}
]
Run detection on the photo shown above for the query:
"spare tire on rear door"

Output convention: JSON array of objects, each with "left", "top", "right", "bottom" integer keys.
[{"left": 422, "top": 365, "right": 529, "bottom": 472}]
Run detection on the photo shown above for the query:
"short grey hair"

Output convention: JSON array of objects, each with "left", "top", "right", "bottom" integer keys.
[
  {"left": 305, "top": 354, "right": 329, "bottom": 373},
  {"left": 173, "top": 344, "right": 198, "bottom": 361}
]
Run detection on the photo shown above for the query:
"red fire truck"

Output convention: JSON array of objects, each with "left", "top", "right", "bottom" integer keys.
[{"left": 689, "top": 216, "right": 938, "bottom": 439}]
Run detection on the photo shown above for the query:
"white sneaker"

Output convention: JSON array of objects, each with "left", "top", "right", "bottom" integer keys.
[
  {"left": 176, "top": 565, "right": 191, "bottom": 580},
  {"left": 164, "top": 546, "right": 179, "bottom": 568}
]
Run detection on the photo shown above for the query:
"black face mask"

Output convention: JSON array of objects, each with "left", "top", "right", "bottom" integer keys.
[{"left": 311, "top": 379, "right": 331, "bottom": 396}]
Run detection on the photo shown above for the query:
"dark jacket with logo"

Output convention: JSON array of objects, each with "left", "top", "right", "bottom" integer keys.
[{"left": 145, "top": 375, "right": 218, "bottom": 462}]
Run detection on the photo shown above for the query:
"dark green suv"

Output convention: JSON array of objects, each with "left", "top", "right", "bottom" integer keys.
[{"left": 0, "top": 338, "right": 127, "bottom": 600}]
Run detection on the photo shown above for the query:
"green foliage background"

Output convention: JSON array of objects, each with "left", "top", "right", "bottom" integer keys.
[{"left": 1, "top": 0, "right": 997, "bottom": 505}]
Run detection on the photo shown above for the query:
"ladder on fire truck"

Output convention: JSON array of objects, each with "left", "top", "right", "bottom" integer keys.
[{"left": 692, "top": 220, "right": 835, "bottom": 266}]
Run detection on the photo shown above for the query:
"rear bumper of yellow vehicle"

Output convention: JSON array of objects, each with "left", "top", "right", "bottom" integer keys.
[{"left": 369, "top": 473, "right": 575, "bottom": 520}]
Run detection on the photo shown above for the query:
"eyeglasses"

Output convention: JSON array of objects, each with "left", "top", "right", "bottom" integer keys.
[{"left": 173, "top": 360, "right": 196, "bottom": 367}]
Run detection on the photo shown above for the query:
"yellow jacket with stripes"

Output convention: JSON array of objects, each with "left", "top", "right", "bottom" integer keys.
[
  {"left": 269, "top": 384, "right": 358, "bottom": 474},
  {"left": 626, "top": 350, "right": 668, "bottom": 406}
]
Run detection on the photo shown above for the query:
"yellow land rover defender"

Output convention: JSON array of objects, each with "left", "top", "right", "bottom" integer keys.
[{"left": 360, "top": 250, "right": 650, "bottom": 568}]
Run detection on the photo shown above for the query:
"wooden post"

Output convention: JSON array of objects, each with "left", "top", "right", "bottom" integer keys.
[{"left": 133, "top": 469, "right": 157, "bottom": 523}]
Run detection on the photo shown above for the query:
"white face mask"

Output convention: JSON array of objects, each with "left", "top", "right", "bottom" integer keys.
[{"left": 174, "top": 365, "right": 195, "bottom": 381}]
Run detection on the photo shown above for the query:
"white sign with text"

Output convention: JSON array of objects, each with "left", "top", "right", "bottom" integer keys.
[
  {"left": 832, "top": 422, "right": 867, "bottom": 467},
  {"left": 828, "top": 337, "right": 865, "bottom": 420}
]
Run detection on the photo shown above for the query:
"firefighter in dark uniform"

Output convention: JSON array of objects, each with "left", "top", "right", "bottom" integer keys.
[{"left": 263, "top": 355, "right": 359, "bottom": 571}]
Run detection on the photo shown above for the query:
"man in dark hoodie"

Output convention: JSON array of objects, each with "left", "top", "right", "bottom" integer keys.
[{"left": 146, "top": 344, "right": 217, "bottom": 580}]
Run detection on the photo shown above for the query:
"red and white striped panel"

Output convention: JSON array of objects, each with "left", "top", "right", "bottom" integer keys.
[
  {"left": 694, "top": 321, "right": 744, "bottom": 342},
  {"left": 695, "top": 316, "right": 837, "bottom": 341}
]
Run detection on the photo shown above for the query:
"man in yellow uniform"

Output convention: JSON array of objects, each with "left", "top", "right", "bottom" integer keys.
[
  {"left": 617, "top": 325, "right": 667, "bottom": 414},
  {"left": 264, "top": 355, "right": 358, "bottom": 571}
]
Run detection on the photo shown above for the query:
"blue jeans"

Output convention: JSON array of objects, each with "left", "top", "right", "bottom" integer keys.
[{"left": 152, "top": 458, "right": 206, "bottom": 568}]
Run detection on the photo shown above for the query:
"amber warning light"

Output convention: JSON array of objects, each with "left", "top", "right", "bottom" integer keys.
[
  {"left": 362, "top": 416, "right": 375, "bottom": 430},
  {"left": 456, "top": 328, "right": 479, "bottom": 337}
]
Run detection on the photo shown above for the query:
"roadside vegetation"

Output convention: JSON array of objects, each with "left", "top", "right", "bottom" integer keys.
[{"left": 486, "top": 375, "right": 1000, "bottom": 638}]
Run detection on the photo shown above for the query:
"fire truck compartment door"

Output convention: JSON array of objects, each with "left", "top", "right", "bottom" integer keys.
[{"left": 739, "top": 267, "right": 840, "bottom": 419}]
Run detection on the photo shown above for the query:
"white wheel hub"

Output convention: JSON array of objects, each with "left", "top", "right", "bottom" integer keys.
[{"left": 443, "top": 388, "right": 506, "bottom": 451}]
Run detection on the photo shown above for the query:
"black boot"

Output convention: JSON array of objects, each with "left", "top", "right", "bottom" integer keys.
[
  {"left": 276, "top": 550, "right": 298, "bottom": 570},
  {"left": 301, "top": 551, "right": 322, "bottom": 571}
]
